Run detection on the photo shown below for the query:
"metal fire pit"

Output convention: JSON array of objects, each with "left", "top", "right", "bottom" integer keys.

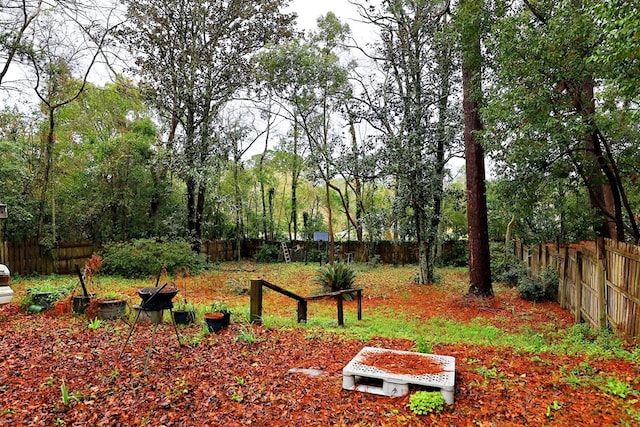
[{"left": 137, "top": 285, "right": 178, "bottom": 311}]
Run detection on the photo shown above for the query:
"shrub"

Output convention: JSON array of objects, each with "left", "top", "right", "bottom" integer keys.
[
  {"left": 254, "top": 244, "right": 281, "bottom": 263},
  {"left": 500, "top": 264, "right": 528, "bottom": 287},
  {"left": 313, "top": 262, "right": 357, "bottom": 293},
  {"left": 540, "top": 267, "right": 559, "bottom": 301},
  {"left": 305, "top": 248, "right": 325, "bottom": 263},
  {"left": 408, "top": 391, "right": 446, "bottom": 415},
  {"left": 490, "top": 241, "right": 523, "bottom": 283},
  {"left": 101, "top": 238, "right": 207, "bottom": 278},
  {"left": 438, "top": 240, "right": 468, "bottom": 267},
  {"left": 518, "top": 276, "right": 547, "bottom": 302}
]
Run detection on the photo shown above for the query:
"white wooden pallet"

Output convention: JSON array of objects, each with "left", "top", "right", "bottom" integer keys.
[{"left": 342, "top": 346, "right": 455, "bottom": 404}]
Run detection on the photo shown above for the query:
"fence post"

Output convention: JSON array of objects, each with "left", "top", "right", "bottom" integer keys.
[
  {"left": 250, "top": 279, "right": 263, "bottom": 325},
  {"left": 560, "top": 245, "right": 569, "bottom": 309},
  {"left": 575, "top": 251, "right": 583, "bottom": 324},
  {"left": 596, "top": 238, "right": 607, "bottom": 329}
]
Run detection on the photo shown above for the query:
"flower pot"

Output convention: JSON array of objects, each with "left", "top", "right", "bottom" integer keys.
[
  {"left": 204, "top": 312, "right": 230, "bottom": 333},
  {"left": 173, "top": 310, "right": 196, "bottom": 325},
  {"left": 72, "top": 294, "right": 96, "bottom": 314},
  {"left": 98, "top": 299, "right": 127, "bottom": 320}
]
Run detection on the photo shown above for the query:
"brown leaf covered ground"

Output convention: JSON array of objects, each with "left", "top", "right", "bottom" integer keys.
[{"left": 1, "top": 263, "right": 639, "bottom": 426}]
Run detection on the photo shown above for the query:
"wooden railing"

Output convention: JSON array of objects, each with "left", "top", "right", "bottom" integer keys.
[{"left": 249, "top": 279, "right": 362, "bottom": 326}]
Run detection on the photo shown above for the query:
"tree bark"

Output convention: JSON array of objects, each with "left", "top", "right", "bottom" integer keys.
[{"left": 461, "top": 0, "right": 493, "bottom": 296}]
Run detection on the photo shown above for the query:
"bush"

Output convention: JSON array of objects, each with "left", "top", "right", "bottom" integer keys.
[
  {"left": 101, "top": 238, "right": 207, "bottom": 278},
  {"left": 408, "top": 391, "right": 446, "bottom": 415},
  {"left": 438, "top": 240, "right": 468, "bottom": 267},
  {"left": 499, "top": 264, "right": 528, "bottom": 287},
  {"left": 490, "top": 241, "right": 523, "bottom": 282},
  {"left": 518, "top": 276, "right": 547, "bottom": 302},
  {"left": 540, "top": 267, "right": 559, "bottom": 301},
  {"left": 313, "top": 262, "right": 357, "bottom": 293},
  {"left": 254, "top": 244, "right": 280, "bottom": 263}
]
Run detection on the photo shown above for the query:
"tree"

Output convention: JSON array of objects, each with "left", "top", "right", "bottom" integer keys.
[
  {"left": 458, "top": 0, "right": 492, "bottom": 295},
  {"left": 0, "top": 0, "right": 42, "bottom": 89},
  {"left": 27, "top": 3, "right": 119, "bottom": 241},
  {"left": 483, "top": 0, "right": 640, "bottom": 243},
  {"left": 354, "top": 0, "right": 458, "bottom": 283},
  {"left": 120, "top": 0, "right": 295, "bottom": 249}
]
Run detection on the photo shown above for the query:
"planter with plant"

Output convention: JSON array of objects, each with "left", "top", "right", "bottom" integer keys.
[
  {"left": 23, "top": 281, "right": 73, "bottom": 312},
  {"left": 173, "top": 299, "right": 196, "bottom": 325},
  {"left": 97, "top": 292, "right": 128, "bottom": 320},
  {"left": 204, "top": 302, "right": 231, "bottom": 333}
]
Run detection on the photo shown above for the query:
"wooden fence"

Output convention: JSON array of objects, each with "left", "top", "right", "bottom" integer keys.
[
  {"left": 515, "top": 238, "right": 640, "bottom": 340},
  {"left": 0, "top": 238, "right": 423, "bottom": 276},
  {"left": 0, "top": 239, "right": 99, "bottom": 276}
]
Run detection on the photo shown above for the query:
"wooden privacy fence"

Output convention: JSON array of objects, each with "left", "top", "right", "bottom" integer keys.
[
  {"left": 1, "top": 238, "right": 425, "bottom": 276},
  {"left": 0, "top": 239, "right": 98, "bottom": 276},
  {"left": 515, "top": 238, "right": 640, "bottom": 340}
]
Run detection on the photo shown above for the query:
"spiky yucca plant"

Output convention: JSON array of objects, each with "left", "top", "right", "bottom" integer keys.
[{"left": 313, "top": 262, "right": 357, "bottom": 293}]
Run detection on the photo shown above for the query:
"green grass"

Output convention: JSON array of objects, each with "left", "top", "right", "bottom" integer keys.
[{"left": 10, "top": 264, "right": 640, "bottom": 362}]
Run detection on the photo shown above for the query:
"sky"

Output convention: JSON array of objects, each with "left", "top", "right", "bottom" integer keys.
[{"left": 288, "top": 0, "right": 360, "bottom": 30}]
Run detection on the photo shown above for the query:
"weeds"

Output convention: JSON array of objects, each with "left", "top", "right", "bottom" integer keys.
[
  {"left": 60, "top": 380, "right": 78, "bottom": 406},
  {"left": 602, "top": 377, "right": 636, "bottom": 399},
  {"left": 545, "top": 400, "right": 562, "bottom": 418},
  {"left": 408, "top": 391, "right": 446, "bottom": 415},
  {"left": 87, "top": 317, "right": 102, "bottom": 330}
]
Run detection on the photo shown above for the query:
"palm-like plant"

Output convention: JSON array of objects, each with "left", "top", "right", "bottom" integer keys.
[{"left": 313, "top": 263, "right": 357, "bottom": 293}]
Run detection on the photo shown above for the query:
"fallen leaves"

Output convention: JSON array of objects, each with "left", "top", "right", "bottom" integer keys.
[{"left": 1, "top": 265, "right": 639, "bottom": 426}]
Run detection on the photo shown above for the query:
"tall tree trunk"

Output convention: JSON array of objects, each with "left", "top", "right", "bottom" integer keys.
[
  {"left": 37, "top": 110, "right": 56, "bottom": 240},
  {"left": 290, "top": 121, "right": 300, "bottom": 241},
  {"left": 461, "top": 0, "right": 493, "bottom": 296}
]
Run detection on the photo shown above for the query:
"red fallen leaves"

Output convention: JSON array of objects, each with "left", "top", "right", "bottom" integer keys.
[
  {"left": 2, "top": 266, "right": 640, "bottom": 426},
  {"left": 359, "top": 351, "right": 445, "bottom": 375}
]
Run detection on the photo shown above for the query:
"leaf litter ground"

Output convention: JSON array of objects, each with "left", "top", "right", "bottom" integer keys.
[{"left": 1, "top": 263, "right": 639, "bottom": 426}]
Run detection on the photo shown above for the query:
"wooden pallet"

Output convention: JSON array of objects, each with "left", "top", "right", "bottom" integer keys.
[{"left": 342, "top": 347, "right": 455, "bottom": 404}]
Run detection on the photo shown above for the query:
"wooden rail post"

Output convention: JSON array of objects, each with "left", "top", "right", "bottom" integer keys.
[
  {"left": 336, "top": 294, "right": 344, "bottom": 326},
  {"left": 297, "top": 300, "right": 308, "bottom": 323},
  {"left": 250, "top": 279, "right": 263, "bottom": 325}
]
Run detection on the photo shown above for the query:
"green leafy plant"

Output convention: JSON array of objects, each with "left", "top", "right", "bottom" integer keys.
[
  {"left": 602, "top": 377, "right": 635, "bottom": 399},
  {"left": 545, "top": 400, "right": 562, "bottom": 418},
  {"left": 174, "top": 298, "right": 196, "bottom": 311},
  {"left": 313, "top": 262, "right": 357, "bottom": 293},
  {"left": 254, "top": 244, "right": 281, "bottom": 263},
  {"left": 22, "top": 280, "right": 74, "bottom": 309},
  {"left": 101, "top": 238, "right": 207, "bottom": 278},
  {"left": 87, "top": 318, "right": 102, "bottom": 330},
  {"left": 518, "top": 276, "right": 547, "bottom": 302},
  {"left": 209, "top": 301, "right": 230, "bottom": 313},
  {"left": 540, "top": 267, "right": 559, "bottom": 300},
  {"left": 408, "top": 391, "right": 446, "bottom": 415},
  {"left": 234, "top": 322, "right": 257, "bottom": 344},
  {"left": 60, "top": 380, "right": 78, "bottom": 406}
]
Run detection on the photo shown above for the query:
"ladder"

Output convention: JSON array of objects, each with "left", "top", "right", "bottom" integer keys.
[{"left": 281, "top": 242, "right": 291, "bottom": 263}]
